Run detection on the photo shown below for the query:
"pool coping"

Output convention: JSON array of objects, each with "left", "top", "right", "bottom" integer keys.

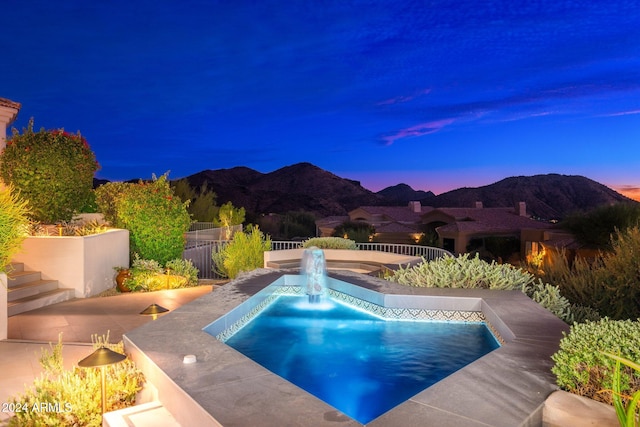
[{"left": 123, "top": 268, "right": 569, "bottom": 427}]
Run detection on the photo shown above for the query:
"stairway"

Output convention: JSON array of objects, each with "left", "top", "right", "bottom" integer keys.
[{"left": 6, "top": 262, "right": 75, "bottom": 316}]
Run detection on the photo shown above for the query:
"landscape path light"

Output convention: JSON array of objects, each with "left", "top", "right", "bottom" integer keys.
[
  {"left": 140, "top": 303, "right": 169, "bottom": 320},
  {"left": 78, "top": 346, "right": 126, "bottom": 415}
]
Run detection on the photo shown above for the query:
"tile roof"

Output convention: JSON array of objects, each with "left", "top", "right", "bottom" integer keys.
[
  {"left": 0, "top": 97, "right": 21, "bottom": 110},
  {"left": 374, "top": 222, "right": 420, "bottom": 233},
  {"left": 351, "top": 205, "right": 434, "bottom": 222},
  {"left": 428, "top": 207, "right": 552, "bottom": 234}
]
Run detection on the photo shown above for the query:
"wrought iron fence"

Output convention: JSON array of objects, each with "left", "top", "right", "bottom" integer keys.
[{"left": 183, "top": 237, "right": 450, "bottom": 280}]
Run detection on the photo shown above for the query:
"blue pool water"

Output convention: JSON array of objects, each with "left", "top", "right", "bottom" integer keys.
[{"left": 221, "top": 295, "right": 500, "bottom": 424}]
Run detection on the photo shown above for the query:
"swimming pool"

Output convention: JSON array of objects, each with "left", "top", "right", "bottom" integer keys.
[
  {"left": 207, "top": 293, "right": 500, "bottom": 423},
  {"left": 123, "top": 269, "right": 569, "bottom": 426}
]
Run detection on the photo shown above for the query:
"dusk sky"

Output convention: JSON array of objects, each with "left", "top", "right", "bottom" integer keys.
[{"left": 3, "top": 1, "right": 640, "bottom": 200}]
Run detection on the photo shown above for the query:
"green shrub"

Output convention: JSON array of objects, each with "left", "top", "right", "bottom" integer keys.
[
  {"left": 551, "top": 319, "right": 640, "bottom": 405},
  {"left": 212, "top": 226, "right": 271, "bottom": 279},
  {"left": 125, "top": 255, "right": 163, "bottom": 291},
  {"left": 0, "top": 185, "right": 30, "bottom": 273},
  {"left": 9, "top": 333, "right": 144, "bottom": 427},
  {"left": 116, "top": 174, "right": 191, "bottom": 265},
  {"left": 303, "top": 237, "right": 358, "bottom": 250},
  {"left": 0, "top": 119, "right": 99, "bottom": 223},
  {"left": 165, "top": 258, "right": 199, "bottom": 287}
]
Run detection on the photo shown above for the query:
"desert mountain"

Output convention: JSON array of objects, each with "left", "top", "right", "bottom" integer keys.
[
  {"left": 179, "top": 164, "right": 634, "bottom": 220},
  {"left": 376, "top": 183, "right": 436, "bottom": 206},
  {"left": 184, "top": 162, "right": 383, "bottom": 217},
  {"left": 426, "top": 174, "right": 634, "bottom": 220}
]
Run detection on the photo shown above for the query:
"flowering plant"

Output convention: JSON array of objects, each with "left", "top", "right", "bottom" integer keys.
[{"left": 0, "top": 118, "right": 99, "bottom": 223}]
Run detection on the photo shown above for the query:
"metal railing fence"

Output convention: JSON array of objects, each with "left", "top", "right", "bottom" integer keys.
[{"left": 183, "top": 238, "right": 450, "bottom": 280}]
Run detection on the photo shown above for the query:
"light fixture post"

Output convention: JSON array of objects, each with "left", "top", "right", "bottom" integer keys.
[{"left": 78, "top": 346, "right": 126, "bottom": 415}]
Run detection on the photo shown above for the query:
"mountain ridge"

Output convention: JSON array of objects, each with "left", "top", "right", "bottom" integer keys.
[{"left": 99, "top": 163, "right": 635, "bottom": 220}]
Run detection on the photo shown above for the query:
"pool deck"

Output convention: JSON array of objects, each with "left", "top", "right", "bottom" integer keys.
[{"left": 124, "top": 269, "right": 570, "bottom": 427}]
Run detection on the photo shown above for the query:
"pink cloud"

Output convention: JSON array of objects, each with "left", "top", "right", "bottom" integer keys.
[
  {"left": 613, "top": 185, "right": 640, "bottom": 202},
  {"left": 382, "top": 118, "right": 455, "bottom": 146},
  {"left": 376, "top": 89, "right": 431, "bottom": 106}
]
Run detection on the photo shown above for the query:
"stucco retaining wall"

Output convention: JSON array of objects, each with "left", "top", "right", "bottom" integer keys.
[{"left": 12, "top": 229, "right": 129, "bottom": 298}]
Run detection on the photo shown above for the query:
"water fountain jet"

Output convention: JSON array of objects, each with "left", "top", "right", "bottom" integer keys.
[{"left": 300, "top": 246, "right": 327, "bottom": 303}]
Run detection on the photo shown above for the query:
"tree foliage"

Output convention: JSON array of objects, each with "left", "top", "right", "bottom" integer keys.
[
  {"left": 560, "top": 203, "right": 640, "bottom": 249},
  {"left": 0, "top": 185, "right": 30, "bottom": 273},
  {"left": 0, "top": 119, "right": 99, "bottom": 223},
  {"left": 332, "top": 221, "right": 375, "bottom": 243},
  {"left": 280, "top": 210, "right": 316, "bottom": 239},
  {"left": 213, "top": 201, "right": 246, "bottom": 239},
  {"left": 94, "top": 181, "right": 130, "bottom": 226},
  {"left": 171, "top": 179, "right": 217, "bottom": 222}
]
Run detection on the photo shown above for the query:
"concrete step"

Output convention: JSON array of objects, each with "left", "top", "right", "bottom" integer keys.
[
  {"left": 7, "top": 279, "right": 60, "bottom": 302},
  {"left": 103, "top": 402, "right": 181, "bottom": 427},
  {"left": 6, "top": 270, "right": 43, "bottom": 287},
  {"left": 6, "top": 262, "right": 24, "bottom": 273},
  {"left": 8, "top": 288, "right": 76, "bottom": 317}
]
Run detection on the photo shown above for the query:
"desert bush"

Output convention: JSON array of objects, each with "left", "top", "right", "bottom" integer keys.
[
  {"left": 9, "top": 333, "right": 144, "bottom": 427},
  {"left": 0, "top": 185, "right": 30, "bottom": 273},
  {"left": 212, "top": 226, "right": 271, "bottom": 279},
  {"left": 116, "top": 174, "right": 191, "bottom": 265},
  {"left": 566, "top": 303, "right": 602, "bottom": 324},
  {"left": 599, "top": 226, "right": 640, "bottom": 319},
  {"left": 303, "top": 237, "right": 358, "bottom": 250},
  {"left": 388, "top": 253, "right": 535, "bottom": 290},
  {"left": 388, "top": 253, "right": 578, "bottom": 322},
  {"left": 0, "top": 119, "right": 99, "bottom": 223},
  {"left": 551, "top": 319, "right": 640, "bottom": 405},
  {"left": 542, "top": 226, "right": 640, "bottom": 320},
  {"left": 523, "top": 281, "right": 572, "bottom": 322}
]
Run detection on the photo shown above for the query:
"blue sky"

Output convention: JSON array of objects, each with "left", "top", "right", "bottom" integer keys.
[{"left": 3, "top": 1, "right": 640, "bottom": 199}]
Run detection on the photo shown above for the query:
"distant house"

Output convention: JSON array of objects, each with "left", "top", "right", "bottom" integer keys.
[
  {"left": 316, "top": 201, "right": 434, "bottom": 244},
  {"left": 421, "top": 202, "right": 552, "bottom": 256},
  {"left": 317, "top": 201, "right": 555, "bottom": 259}
]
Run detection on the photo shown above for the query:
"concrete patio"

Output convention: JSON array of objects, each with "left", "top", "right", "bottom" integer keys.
[{"left": 0, "top": 285, "right": 213, "bottom": 425}]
